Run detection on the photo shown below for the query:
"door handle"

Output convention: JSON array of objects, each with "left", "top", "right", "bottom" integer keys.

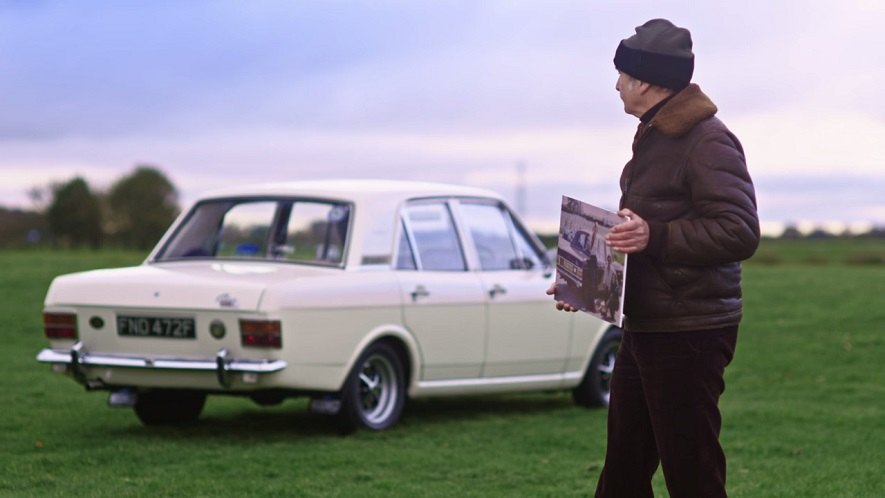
[
  {"left": 410, "top": 285, "right": 430, "bottom": 302},
  {"left": 488, "top": 284, "right": 507, "bottom": 298}
]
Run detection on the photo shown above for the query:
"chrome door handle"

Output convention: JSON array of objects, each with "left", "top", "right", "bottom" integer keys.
[
  {"left": 488, "top": 284, "right": 507, "bottom": 298},
  {"left": 410, "top": 285, "right": 430, "bottom": 302}
]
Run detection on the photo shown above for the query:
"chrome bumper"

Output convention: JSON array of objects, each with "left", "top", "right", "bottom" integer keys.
[{"left": 37, "top": 342, "right": 286, "bottom": 388}]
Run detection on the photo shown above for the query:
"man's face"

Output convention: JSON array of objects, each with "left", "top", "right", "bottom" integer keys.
[{"left": 615, "top": 71, "right": 643, "bottom": 117}]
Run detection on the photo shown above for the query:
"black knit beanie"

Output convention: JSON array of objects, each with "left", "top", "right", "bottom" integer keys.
[{"left": 613, "top": 19, "right": 694, "bottom": 90}]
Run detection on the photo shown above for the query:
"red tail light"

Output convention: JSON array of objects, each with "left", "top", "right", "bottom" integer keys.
[
  {"left": 44, "top": 312, "right": 78, "bottom": 340},
  {"left": 239, "top": 319, "right": 282, "bottom": 348}
]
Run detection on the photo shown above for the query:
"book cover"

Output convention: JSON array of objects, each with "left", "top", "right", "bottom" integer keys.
[{"left": 553, "top": 195, "right": 628, "bottom": 327}]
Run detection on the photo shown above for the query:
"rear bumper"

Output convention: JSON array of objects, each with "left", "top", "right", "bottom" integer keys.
[{"left": 37, "top": 342, "right": 287, "bottom": 388}]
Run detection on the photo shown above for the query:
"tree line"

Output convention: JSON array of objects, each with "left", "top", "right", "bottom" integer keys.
[
  {"left": 0, "top": 165, "right": 179, "bottom": 249},
  {"left": 2, "top": 168, "right": 882, "bottom": 250}
]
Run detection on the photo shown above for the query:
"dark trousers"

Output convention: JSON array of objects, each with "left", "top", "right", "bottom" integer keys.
[{"left": 595, "top": 326, "right": 738, "bottom": 498}]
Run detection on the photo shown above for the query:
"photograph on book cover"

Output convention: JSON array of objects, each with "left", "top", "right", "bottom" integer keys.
[{"left": 553, "top": 195, "right": 628, "bottom": 327}]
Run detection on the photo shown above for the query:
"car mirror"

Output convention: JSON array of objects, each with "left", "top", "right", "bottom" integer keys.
[{"left": 509, "top": 257, "right": 535, "bottom": 270}]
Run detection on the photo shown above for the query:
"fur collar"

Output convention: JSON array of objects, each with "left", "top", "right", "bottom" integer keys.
[{"left": 651, "top": 84, "right": 718, "bottom": 138}]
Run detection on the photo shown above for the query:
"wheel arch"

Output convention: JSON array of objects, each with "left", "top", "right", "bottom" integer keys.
[
  {"left": 572, "top": 321, "right": 623, "bottom": 385},
  {"left": 571, "top": 323, "right": 623, "bottom": 407},
  {"left": 336, "top": 324, "right": 421, "bottom": 393}
]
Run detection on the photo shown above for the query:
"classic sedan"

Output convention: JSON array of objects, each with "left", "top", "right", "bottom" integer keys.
[{"left": 37, "top": 180, "right": 621, "bottom": 432}]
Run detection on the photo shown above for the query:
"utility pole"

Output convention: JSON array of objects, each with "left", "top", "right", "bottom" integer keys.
[{"left": 516, "top": 161, "right": 526, "bottom": 217}]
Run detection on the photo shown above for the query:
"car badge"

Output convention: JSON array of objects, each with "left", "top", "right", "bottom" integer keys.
[{"left": 216, "top": 293, "right": 239, "bottom": 308}]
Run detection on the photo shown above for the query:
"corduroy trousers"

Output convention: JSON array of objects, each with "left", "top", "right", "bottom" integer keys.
[{"left": 595, "top": 326, "right": 738, "bottom": 498}]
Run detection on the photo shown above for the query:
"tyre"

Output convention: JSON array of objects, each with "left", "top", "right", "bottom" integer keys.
[
  {"left": 573, "top": 327, "right": 622, "bottom": 407},
  {"left": 133, "top": 389, "right": 207, "bottom": 426},
  {"left": 336, "top": 342, "right": 406, "bottom": 433}
]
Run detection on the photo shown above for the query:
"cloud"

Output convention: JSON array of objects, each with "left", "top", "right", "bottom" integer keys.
[{"left": 730, "top": 110, "right": 885, "bottom": 175}]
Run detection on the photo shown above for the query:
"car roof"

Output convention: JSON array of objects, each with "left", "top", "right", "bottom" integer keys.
[{"left": 197, "top": 179, "right": 503, "bottom": 204}]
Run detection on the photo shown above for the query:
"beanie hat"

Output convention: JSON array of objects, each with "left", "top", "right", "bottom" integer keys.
[{"left": 614, "top": 19, "right": 694, "bottom": 90}]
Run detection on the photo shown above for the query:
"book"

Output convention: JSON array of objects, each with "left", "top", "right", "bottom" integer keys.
[{"left": 553, "top": 195, "right": 628, "bottom": 327}]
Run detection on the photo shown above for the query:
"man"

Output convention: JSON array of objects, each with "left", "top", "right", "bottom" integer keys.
[{"left": 549, "top": 19, "right": 760, "bottom": 497}]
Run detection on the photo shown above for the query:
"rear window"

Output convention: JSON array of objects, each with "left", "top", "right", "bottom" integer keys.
[{"left": 156, "top": 198, "right": 351, "bottom": 265}]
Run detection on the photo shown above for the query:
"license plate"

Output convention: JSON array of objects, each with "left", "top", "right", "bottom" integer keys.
[
  {"left": 117, "top": 315, "right": 196, "bottom": 339},
  {"left": 558, "top": 256, "right": 580, "bottom": 275}
]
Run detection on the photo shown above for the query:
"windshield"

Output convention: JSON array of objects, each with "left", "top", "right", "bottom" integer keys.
[{"left": 155, "top": 198, "right": 351, "bottom": 265}]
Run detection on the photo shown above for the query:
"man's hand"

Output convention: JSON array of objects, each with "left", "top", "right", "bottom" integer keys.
[
  {"left": 546, "top": 283, "right": 578, "bottom": 312},
  {"left": 607, "top": 208, "right": 649, "bottom": 254}
]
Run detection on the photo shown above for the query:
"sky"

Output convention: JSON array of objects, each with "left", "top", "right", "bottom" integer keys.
[{"left": 1, "top": 0, "right": 883, "bottom": 235}]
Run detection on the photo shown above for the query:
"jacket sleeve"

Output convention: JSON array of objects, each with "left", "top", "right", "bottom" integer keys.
[{"left": 645, "top": 130, "right": 760, "bottom": 265}]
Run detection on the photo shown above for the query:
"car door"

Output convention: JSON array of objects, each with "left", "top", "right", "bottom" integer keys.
[
  {"left": 395, "top": 200, "right": 487, "bottom": 380},
  {"left": 455, "top": 200, "right": 572, "bottom": 377}
]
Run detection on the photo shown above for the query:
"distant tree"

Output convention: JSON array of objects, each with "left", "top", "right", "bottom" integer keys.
[
  {"left": 0, "top": 207, "right": 47, "bottom": 247},
  {"left": 780, "top": 223, "right": 802, "bottom": 239},
  {"left": 107, "top": 166, "right": 180, "bottom": 249},
  {"left": 807, "top": 226, "right": 836, "bottom": 239},
  {"left": 46, "top": 177, "right": 103, "bottom": 248},
  {"left": 27, "top": 184, "right": 51, "bottom": 212}
]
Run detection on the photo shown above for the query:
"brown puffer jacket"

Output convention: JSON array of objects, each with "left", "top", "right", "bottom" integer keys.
[{"left": 619, "top": 84, "right": 760, "bottom": 332}]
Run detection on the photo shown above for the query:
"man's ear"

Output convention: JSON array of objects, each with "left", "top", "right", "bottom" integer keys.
[{"left": 636, "top": 80, "right": 653, "bottom": 95}]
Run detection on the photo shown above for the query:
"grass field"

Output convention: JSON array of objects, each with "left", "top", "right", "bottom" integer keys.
[{"left": 1, "top": 240, "right": 883, "bottom": 497}]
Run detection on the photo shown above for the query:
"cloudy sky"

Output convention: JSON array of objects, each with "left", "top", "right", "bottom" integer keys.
[{"left": 1, "top": 0, "right": 883, "bottom": 235}]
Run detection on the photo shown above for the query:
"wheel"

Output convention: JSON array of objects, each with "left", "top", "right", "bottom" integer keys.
[
  {"left": 336, "top": 342, "right": 406, "bottom": 433},
  {"left": 133, "top": 389, "right": 206, "bottom": 426},
  {"left": 573, "top": 327, "right": 622, "bottom": 407}
]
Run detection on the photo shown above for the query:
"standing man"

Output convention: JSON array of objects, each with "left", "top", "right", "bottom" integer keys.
[{"left": 551, "top": 19, "right": 759, "bottom": 497}]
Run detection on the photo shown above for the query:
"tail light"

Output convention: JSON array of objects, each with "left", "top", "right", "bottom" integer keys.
[
  {"left": 44, "top": 312, "right": 78, "bottom": 340},
  {"left": 239, "top": 319, "right": 282, "bottom": 348}
]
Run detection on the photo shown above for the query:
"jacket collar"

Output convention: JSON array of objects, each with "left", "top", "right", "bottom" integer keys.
[
  {"left": 640, "top": 94, "right": 674, "bottom": 124},
  {"left": 649, "top": 83, "right": 718, "bottom": 138}
]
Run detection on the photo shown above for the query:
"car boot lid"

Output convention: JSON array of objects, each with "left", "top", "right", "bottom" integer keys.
[{"left": 44, "top": 261, "right": 335, "bottom": 311}]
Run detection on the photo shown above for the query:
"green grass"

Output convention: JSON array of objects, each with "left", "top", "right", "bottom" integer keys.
[{"left": 1, "top": 242, "right": 883, "bottom": 497}]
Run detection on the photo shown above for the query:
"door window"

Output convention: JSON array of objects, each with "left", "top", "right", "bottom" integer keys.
[
  {"left": 402, "top": 202, "right": 466, "bottom": 271},
  {"left": 395, "top": 220, "right": 417, "bottom": 270},
  {"left": 459, "top": 202, "right": 542, "bottom": 271}
]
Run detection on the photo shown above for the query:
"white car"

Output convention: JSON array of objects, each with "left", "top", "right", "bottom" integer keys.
[{"left": 37, "top": 180, "right": 621, "bottom": 432}]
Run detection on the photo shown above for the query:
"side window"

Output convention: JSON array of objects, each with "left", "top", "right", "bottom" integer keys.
[
  {"left": 403, "top": 202, "right": 466, "bottom": 271},
  {"left": 507, "top": 214, "right": 543, "bottom": 270},
  {"left": 395, "top": 220, "right": 417, "bottom": 270},
  {"left": 459, "top": 201, "right": 543, "bottom": 271},
  {"left": 458, "top": 202, "right": 519, "bottom": 271}
]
